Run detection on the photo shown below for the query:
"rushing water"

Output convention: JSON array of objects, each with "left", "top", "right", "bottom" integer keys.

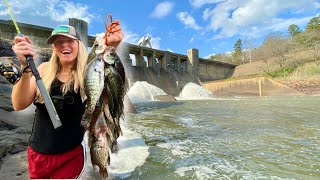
[{"left": 121, "top": 96, "right": 320, "bottom": 180}]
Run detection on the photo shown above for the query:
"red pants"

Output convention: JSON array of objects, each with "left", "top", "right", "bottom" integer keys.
[{"left": 27, "top": 145, "right": 85, "bottom": 179}]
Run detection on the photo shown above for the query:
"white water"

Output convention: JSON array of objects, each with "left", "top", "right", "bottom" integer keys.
[
  {"left": 177, "top": 82, "right": 213, "bottom": 100},
  {"left": 76, "top": 81, "right": 213, "bottom": 178},
  {"left": 127, "top": 81, "right": 168, "bottom": 104},
  {"left": 125, "top": 97, "right": 320, "bottom": 179},
  {"left": 80, "top": 120, "right": 149, "bottom": 179}
]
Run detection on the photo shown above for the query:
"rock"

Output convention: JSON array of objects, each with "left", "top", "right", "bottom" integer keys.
[
  {"left": 0, "top": 146, "right": 11, "bottom": 159},
  {"left": 0, "top": 84, "right": 13, "bottom": 111},
  {"left": 10, "top": 142, "right": 28, "bottom": 154},
  {"left": 0, "top": 120, "right": 17, "bottom": 131},
  {"left": 0, "top": 76, "right": 8, "bottom": 84},
  {"left": 0, "top": 105, "right": 35, "bottom": 129},
  {"left": 277, "top": 77, "right": 320, "bottom": 95},
  {"left": 0, "top": 151, "right": 29, "bottom": 180},
  {"left": 0, "top": 105, "right": 35, "bottom": 169},
  {"left": 0, "top": 128, "right": 30, "bottom": 162}
]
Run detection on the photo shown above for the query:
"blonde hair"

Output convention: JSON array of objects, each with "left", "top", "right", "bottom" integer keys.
[{"left": 35, "top": 40, "right": 87, "bottom": 103}]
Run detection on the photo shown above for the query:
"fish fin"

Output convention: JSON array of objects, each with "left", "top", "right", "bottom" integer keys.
[{"left": 99, "top": 167, "right": 108, "bottom": 178}]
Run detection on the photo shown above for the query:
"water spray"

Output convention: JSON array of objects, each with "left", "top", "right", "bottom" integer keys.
[{"left": 3, "top": 0, "right": 62, "bottom": 129}]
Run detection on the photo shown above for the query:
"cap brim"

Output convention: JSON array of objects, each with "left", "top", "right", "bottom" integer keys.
[{"left": 47, "top": 33, "right": 78, "bottom": 44}]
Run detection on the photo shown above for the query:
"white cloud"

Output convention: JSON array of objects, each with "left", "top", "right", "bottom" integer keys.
[
  {"left": 93, "top": 32, "right": 105, "bottom": 38},
  {"left": 123, "top": 31, "right": 140, "bottom": 44},
  {"left": 204, "top": 53, "right": 215, "bottom": 59},
  {"left": 177, "top": 12, "right": 202, "bottom": 30},
  {"left": 189, "top": 37, "right": 195, "bottom": 43},
  {"left": 46, "top": 0, "right": 94, "bottom": 23},
  {"left": 150, "top": 1, "right": 174, "bottom": 18},
  {"left": 0, "top": 10, "right": 8, "bottom": 16},
  {"left": 92, "top": 26, "right": 141, "bottom": 45},
  {"left": 147, "top": 34, "right": 161, "bottom": 49},
  {"left": 202, "top": 0, "right": 320, "bottom": 39},
  {"left": 0, "top": 0, "right": 95, "bottom": 27},
  {"left": 189, "top": 0, "right": 224, "bottom": 8},
  {"left": 267, "top": 16, "right": 313, "bottom": 32}
]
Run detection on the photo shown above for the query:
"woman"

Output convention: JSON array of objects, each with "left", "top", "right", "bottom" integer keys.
[{"left": 12, "top": 22, "right": 123, "bottom": 179}]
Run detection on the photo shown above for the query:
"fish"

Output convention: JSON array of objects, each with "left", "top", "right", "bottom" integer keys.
[
  {"left": 89, "top": 123, "right": 110, "bottom": 178},
  {"left": 102, "top": 48, "right": 126, "bottom": 153},
  {"left": 81, "top": 53, "right": 105, "bottom": 129},
  {"left": 82, "top": 14, "right": 126, "bottom": 178}
]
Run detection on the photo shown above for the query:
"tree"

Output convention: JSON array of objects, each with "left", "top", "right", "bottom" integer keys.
[
  {"left": 288, "top": 24, "right": 301, "bottom": 37},
  {"left": 232, "top": 39, "right": 243, "bottom": 64},
  {"left": 244, "top": 36, "right": 253, "bottom": 63},
  {"left": 306, "top": 15, "right": 320, "bottom": 32},
  {"left": 303, "top": 30, "right": 320, "bottom": 61},
  {"left": 208, "top": 53, "right": 232, "bottom": 63},
  {"left": 208, "top": 54, "right": 218, "bottom": 61},
  {"left": 262, "top": 32, "right": 290, "bottom": 69}
]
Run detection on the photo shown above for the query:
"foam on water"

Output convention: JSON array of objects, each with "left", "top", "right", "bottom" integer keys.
[
  {"left": 177, "top": 116, "right": 198, "bottom": 127},
  {"left": 156, "top": 138, "right": 277, "bottom": 179},
  {"left": 127, "top": 81, "right": 167, "bottom": 104},
  {"left": 177, "top": 82, "right": 214, "bottom": 100},
  {"left": 80, "top": 122, "right": 149, "bottom": 179}
]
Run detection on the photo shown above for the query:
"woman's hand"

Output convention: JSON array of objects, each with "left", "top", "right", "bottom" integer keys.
[
  {"left": 105, "top": 19, "right": 124, "bottom": 48},
  {"left": 12, "top": 36, "right": 36, "bottom": 67}
]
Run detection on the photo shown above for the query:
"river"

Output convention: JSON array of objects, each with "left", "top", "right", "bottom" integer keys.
[{"left": 120, "top": 96, "right": 319, "bottom": 180}]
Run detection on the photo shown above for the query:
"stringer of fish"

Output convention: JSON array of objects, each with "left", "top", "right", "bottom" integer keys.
[{"left": 81, "top": 14, "right": 126, "bottom": 179}]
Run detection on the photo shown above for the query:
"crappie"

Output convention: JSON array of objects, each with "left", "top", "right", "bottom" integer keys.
[
  {"left": 81, "top": 55, "right": 105, "bottom": 129},
  {"left": 102, "top": 48, "right": 126, "bottom": 153},
  {"left": 89, "top": 125, "right": 110, "bottom": 178},
  {"left": 82, "top": 13, "right": 126, "bottom": 178}
]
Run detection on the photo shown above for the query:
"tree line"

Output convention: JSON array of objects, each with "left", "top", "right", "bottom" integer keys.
[{"left": 209, "top": 15, "right": 320, "bottom": 70}]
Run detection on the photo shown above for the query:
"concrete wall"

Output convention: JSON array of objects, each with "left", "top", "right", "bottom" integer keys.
[
  {"left": 69, "top": 18, "right": 88, "bottom": 48},
  {"left": 0, "top": 20, "right": 52, "bottom": 48},
  {"left": 198, "top": 60, "right": 235, "bottom": 81},
  {"left": 0, "top": 18, "right": 237, "bottom": 96},
  {"left": 202, "top": 77, "right": 303, "bottom": 96}
]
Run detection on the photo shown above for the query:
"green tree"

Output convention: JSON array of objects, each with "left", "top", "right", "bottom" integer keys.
[
  {"left": 232, "top": 39, "right": 243, "bottom": 64},
  {"left": 208, "top": 54, "right": 218, "bottom": 61},
  {"left": 288, "top": 24, "right": 301, "bottom": 37},
  {"left": 306, "top": 15, "right": 320, "bottom": 32}
]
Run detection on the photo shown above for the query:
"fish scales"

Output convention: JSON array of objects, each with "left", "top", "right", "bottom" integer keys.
[
  {"left": 82, "top": 34, "right": 126, "bottom": 178},
  {"left": 81, "top": 57, "right": 105, "bottom": 129},
  {"left": 89, "top": 131, "right": 110, "bottom": 178}
]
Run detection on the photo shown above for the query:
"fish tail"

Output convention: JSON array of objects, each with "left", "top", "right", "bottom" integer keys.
[{"left": 99, "top": 167, "right": 108, "bottom": 178}]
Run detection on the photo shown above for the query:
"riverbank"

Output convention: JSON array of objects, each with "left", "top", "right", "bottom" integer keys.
[
  {"left": 276, "top": 77, "right": 320, "bottom": 95},
  {"left": 0, "top": 105, "right": 148, "bottom": 179}
]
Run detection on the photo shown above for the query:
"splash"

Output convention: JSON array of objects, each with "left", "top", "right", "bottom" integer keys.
[
  {"left": 127, "top": 81, "right": 168, "bottom": 104},
  {"left": 177, "top": 82, "right": 213, "bottom": 100}
]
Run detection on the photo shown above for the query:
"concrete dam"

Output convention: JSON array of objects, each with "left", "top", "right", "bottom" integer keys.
[{"left": 0, "top": 18, "right": 236, "bottom": 99}]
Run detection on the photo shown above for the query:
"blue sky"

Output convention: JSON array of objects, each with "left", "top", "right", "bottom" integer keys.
[{"left": 0, "top": 0, "right": 319, "bottom": 58}]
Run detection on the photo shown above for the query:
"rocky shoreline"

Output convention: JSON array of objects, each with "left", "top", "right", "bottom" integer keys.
[
  {"left": 277, "top": 77, "right": 320, "bottom": 95},
  {"left": 0, "top": 105, "right": 35, "bottom": 179}
]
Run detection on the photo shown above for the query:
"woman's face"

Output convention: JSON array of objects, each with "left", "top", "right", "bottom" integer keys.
[{"left": 53, "top": 36, "right": 79, "bottom": 64}]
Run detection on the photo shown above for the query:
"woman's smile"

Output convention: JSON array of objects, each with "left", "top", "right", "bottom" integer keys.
[{"left": 53, "top": 36, "right": 79, "bottom": 62}]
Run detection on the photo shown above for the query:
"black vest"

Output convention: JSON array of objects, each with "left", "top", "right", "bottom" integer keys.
[{"left": 29, "top": 79, "right": 85, "bottom": 154}]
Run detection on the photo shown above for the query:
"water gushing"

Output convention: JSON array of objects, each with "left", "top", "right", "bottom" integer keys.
[
  {"left": 178, "top": 82, "right": 213, "bottom": 100},
  {"left": 127, "top": 81, "right": 168, "bottom": 104}
]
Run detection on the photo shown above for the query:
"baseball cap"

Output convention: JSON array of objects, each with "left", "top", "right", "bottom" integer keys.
[{"left": 47, "top": 25, "right": 80, "bottom": 44}]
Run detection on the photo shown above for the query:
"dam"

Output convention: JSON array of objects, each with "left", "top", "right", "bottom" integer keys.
[{"left": 0, "top": 18, "right": 236, "bottom": 97}]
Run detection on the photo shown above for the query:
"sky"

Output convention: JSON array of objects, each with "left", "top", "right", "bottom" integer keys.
[{"left": 0, "top": 0, "right": 319, "bottom": 58}]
